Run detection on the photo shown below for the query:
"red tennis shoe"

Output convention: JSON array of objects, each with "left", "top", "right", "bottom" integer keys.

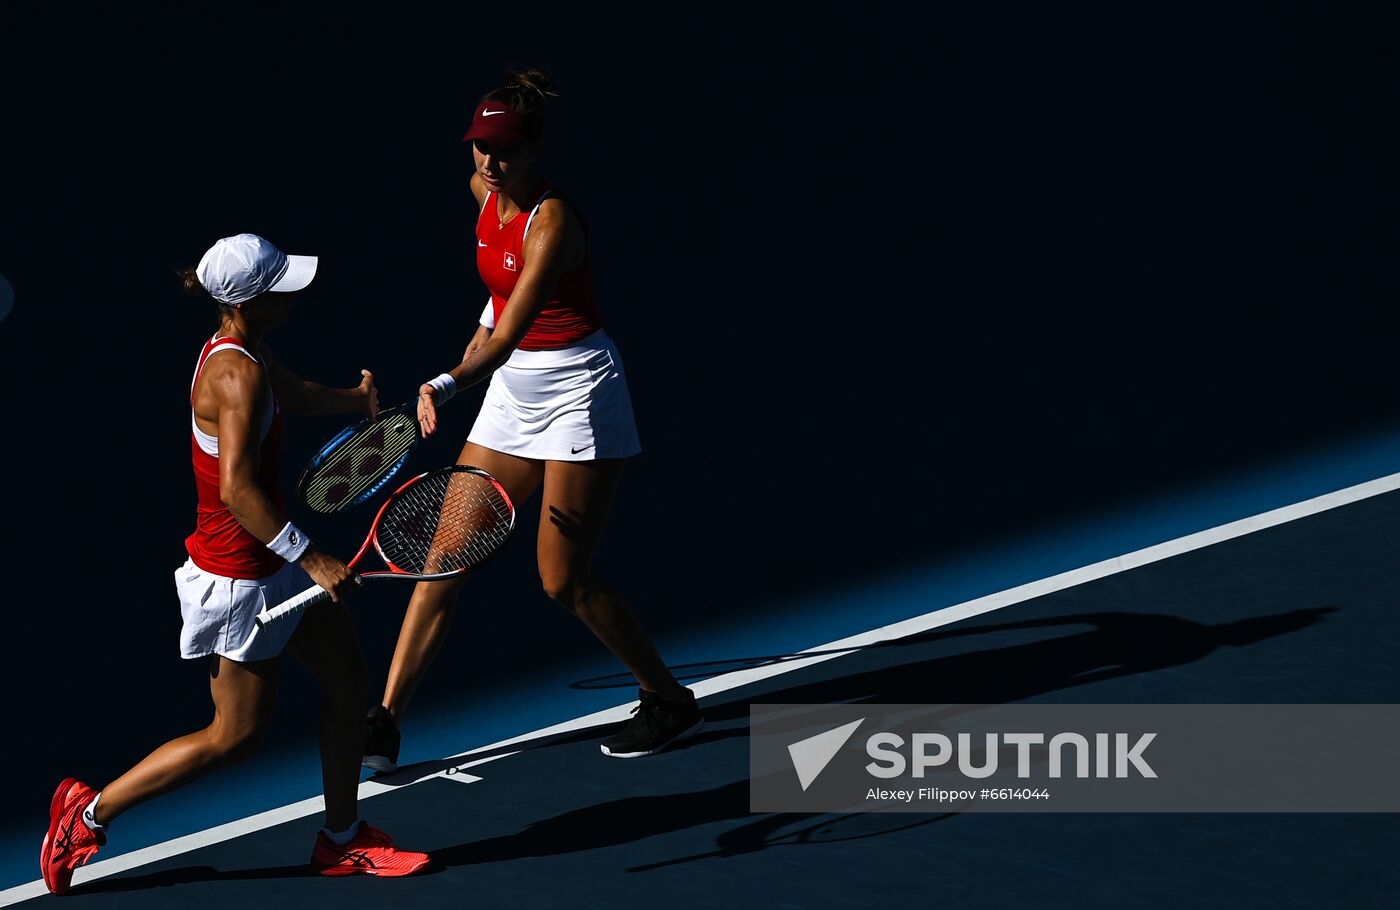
[
  {"left": 40, "top": 778, "right": 105, "bottom": 895},
  {"left": 310, "top": 822, "right": 430, "bottom": 877}
]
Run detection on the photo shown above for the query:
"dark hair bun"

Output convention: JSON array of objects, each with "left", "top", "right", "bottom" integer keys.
[
  {"left": 505, "top": 67, "right": 557, "bottom": 98},
  {"left": 177, "top": 266, "right": 208, "bottom": 298}
]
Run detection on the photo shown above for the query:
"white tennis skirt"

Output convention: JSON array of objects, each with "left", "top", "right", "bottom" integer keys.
[
  {"left": 174, "top": 557, "right": 310, "bottom": 662},
  {"left": 467, "top": 329, "right": 641, "bottom": 461}
]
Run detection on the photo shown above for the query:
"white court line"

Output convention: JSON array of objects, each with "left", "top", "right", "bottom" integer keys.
[{"left": 6, "top": 468, "right": 1399, "bottom": 906}]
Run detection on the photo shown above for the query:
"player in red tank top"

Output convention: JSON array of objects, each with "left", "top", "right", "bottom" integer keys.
[
  {"left": 40, "top": 235, "right": 429, "bottom": 895},
  {"left": 476, "top": 179, "right": 603, "bottom": 350},
  {"left": 185, "top": 332, "right": 289, "bottom": 579},
  {"left": 364, "top": 69, "right": 702, "bottom": 769}
]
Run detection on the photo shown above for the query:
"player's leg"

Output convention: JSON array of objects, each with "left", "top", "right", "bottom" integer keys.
[
  {"left": 283, "top": 600, "right": 369, "bottom": 833},
  {"left": 537, "top": 458, "right": 702, "bottom": 757},
  {"left": 93, "top": 655, "right": 280, "bottom": 823},
  {"left": 40, "top": 655, "right": 280, "bottom": 893},
  {"left": 369, "top": 441, "right": 543, "bottom": 765},
  {"left": 261, "top": 600, "right": 431, "bottom": 876}
]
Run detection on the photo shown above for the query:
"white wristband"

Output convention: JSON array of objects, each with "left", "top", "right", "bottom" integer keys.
[
  {"left": 268, "top": 521, "right": 311, "bottom": 563},
  {"left": 426, "top": 372, "right": 458, "bottom": 403}
]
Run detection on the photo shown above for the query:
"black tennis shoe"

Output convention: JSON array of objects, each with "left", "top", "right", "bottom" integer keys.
[
  {"left": 600, "top": 688, "right": 704, "bottom": 758},
  {"left": 363, "top": 705, "right": 401, "bottom": 773}
]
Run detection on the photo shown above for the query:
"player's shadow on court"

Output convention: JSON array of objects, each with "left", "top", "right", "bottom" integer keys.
[
  {"left": 572, "top": 607, "right": 1334, "bottom": 693},
  {"left": 426, "top": 606, "right": 1331, "bottom": 870},
  {"left": 429, "top": 776, "right": 956, "bottom": 871},
  {"left": 408, "top": 607, "right": 1333, "bottom": 774},
  {"left": 71, "top": 863, "right": 313, "bottom": 894},
  {"left": 72, "top": 607, "right": 1333, "bottom": 892},
  {"left": 563, "top": 607, "right": 1336, "bottom": 738}
]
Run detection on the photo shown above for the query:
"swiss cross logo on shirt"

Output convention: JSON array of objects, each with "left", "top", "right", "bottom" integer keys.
[{"left": 503, "top": 252, "right": 517, "bottom": 272}]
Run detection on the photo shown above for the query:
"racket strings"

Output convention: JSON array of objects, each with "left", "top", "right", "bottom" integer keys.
[
  {"left": 376, "top": 471, "right": 513, "bottom": 575},
  {"left": 302, "top": 413, "right": 418, "bottom": 513}
]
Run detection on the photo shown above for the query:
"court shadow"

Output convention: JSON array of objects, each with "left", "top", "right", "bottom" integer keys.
[
  {"left": 556, "top": 607, "right": 1338, "bottom": 743},
  {"left": 382, "top": 608, "right": 1336, "bottom": 780},
  {"left": 749, "top": 605, "right": 1327, "bottom": 710},
  {"left": 429, "top": 606, "right": 1332, "bottom": 870},
  {"left": 71, "top": 862, "right": 313, "bottom": 894},
  {"left": 431, "top": 777, "right": 956, "bottom": 872},
  {"left": 572, "top": 607, "right": 1336, "bottom": 691},
  {"left": 431, "top": 779, "right": 748, "bottom": 868},
  {"left": 569, "top": 649, "right": 878, "bottom": 689},
  {"left": 625, "top": 810, "right": 959, "bottom": 872}
]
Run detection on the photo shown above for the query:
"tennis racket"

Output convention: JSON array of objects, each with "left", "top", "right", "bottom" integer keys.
[
  {"left": 297, "top": 401, "right": 421, "bottom": 515},
  {"left": 257, "top": 465, "right": 515, "bottom": 629}
]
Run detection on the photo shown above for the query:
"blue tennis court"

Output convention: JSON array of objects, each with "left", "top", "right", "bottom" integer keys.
[{"left": 4, "top": 426, "right": 1400, "bottom": 907}]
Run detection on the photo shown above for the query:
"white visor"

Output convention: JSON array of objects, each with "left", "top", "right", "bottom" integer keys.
[{"left": 269, "top": 254, "right": 318, "bottom": 294}]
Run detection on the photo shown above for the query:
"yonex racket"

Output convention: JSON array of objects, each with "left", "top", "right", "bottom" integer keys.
[
  {"left": 297, "top": 402, "right": 420, "bottom": 515},
  {"left": 257, "top": 465, "right": 515, "bottom": 629}
]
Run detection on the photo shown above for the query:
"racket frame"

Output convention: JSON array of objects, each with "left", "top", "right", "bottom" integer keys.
[
  {"left": 355, "top": 465, "right": 516, "bottom": 581},
  {"left": 255, "top": 464, "right": 515, "bottom": 629},
  {"left": 296, "top": 401, "right": 420, "bottom": 515}
]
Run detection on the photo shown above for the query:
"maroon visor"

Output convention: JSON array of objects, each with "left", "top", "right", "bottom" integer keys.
[{"left": 462, "top": 101, "right": 538, "bottom": 150}]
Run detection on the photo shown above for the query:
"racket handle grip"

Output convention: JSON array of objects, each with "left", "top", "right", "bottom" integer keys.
[{"left": 255, "top": 583, "right": 330, "bottom": 630}]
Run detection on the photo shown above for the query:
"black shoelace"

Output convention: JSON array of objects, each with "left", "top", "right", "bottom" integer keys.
[
  {"left": 51, "top": 823, "right": 76, "bottom": 860},
  {"left": 338, "top": 849, "right": 377, "bottom": 868},
  {"left": 624, "top": 702, "right": 665, "bottom": 738}
]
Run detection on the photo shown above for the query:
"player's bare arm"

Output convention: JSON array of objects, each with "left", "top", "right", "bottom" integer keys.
[
  {"left": 462, "top": 324, "right": 492, "bottom": 362},
  {"left": 261, "top": 346, "right": 378, "bottom": 418},
  {"left": 208, "top": 355, "right": 356, "bottom": 602}
]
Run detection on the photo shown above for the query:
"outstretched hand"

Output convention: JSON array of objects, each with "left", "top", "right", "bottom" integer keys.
[
  {"left": 417, "top": 384, "right": 440, "bottom": 437},
  {"left": 359, "top": 369, "right": 380, "bottom": 419}
]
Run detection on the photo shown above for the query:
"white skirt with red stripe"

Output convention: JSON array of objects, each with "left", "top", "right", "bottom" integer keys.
[{"left": 467, "top": 329, "right": 641, "bottom": 461}]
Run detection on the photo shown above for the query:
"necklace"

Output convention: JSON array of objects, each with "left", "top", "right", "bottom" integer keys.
[{"left": 497, "top": 200, "right": 520, "bottom": 231}]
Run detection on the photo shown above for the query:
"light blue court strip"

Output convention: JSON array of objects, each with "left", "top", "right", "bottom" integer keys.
[
  {"left": 661, "top": 420, "right": 1400, "bottom": 670},
  {"left": 5, "top": 421, "right": 1400, "bottom": 900}
]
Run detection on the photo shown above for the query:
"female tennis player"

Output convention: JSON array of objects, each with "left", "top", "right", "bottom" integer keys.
[
  {"left": 40, "top": 234, "right": 429, "bottom": 894},
  {"left": 364, "top": 69, "right": 703, "bottom": 771}
]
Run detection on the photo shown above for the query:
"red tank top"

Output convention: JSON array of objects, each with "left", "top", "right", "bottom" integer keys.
[
  {"left": 185, "top": 335, "right": 287, "bottom": 579},
  {"left": 476, "top": 183, "right": 603, "bottom": 350}
]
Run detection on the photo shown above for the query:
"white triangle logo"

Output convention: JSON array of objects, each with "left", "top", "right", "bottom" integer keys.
[{"left": 787, "top": 718, "right": 865, "bottom": 791}]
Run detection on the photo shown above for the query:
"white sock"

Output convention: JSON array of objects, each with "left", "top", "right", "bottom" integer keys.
[
  {"left": 322, "top": 820, "right": 362, "bottom": 846},
  {"left": 81, "top": 792, "right": 107, "bottom": 835}
]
